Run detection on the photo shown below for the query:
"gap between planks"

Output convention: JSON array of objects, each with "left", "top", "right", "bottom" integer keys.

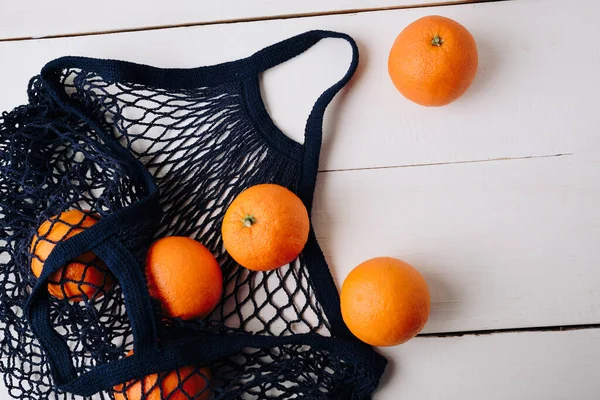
[
  {"left": 0, "top": 0, "right": 511, "bottom": 43},
  {"left": 419, "top": 323, "right": 600, "bottom": 338},
  {"left": 318, "top": 153, "right": 573, "bottom": 174}
]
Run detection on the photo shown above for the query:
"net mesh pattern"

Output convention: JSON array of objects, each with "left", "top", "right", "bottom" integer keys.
[{"left": 0, "top": 65, "right": 379, "bottom": 400}]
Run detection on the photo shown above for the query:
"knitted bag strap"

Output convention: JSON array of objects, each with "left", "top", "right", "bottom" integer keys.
[
  {"left": 248, "top": 30, "right": 360, "bottom": 339},
  {"left": 25, "top": 196, "right": 163, "bottom": 385},
  {"left": 247, "top": 30, "right": 360, "bottom": 213}
]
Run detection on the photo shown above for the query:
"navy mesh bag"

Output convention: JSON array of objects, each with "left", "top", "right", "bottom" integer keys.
[{"left": 0, "top": 30, "right": 387, "bottom": 399}]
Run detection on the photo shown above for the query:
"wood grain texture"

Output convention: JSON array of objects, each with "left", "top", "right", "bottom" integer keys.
[
  {"left": 376, "top": 328, "right": 600, "bottom": 399},
  {"left": 0, "top": 0, "right": 471, "bottom": 41},
  {"left": 1, "top": 327, "right": 598, "bottom": 399},
  {"left": 313, "top": 155, "right": 600, "bottom": 333},
  {"left": 0, "top": 0, "right": 598, "bottom": 172}
]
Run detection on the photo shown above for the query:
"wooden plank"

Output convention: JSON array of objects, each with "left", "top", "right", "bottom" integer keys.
[
  {"left": 313, "top": 155, "right": 600, "bottom": 333},
  {"left": 0, "top": 0, "right": 597, "bottom": 171},
  {"left": 0, "top": 0, "right": 472, "bottom": 41},
  {"left": 376, "top": 328, "right": 600, "bottom": 399},
  {"left": 1, "top": 328, "right": 598, "bottom": 399}
]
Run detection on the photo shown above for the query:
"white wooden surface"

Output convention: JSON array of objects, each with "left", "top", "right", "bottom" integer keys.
[
  {"left": 377, "top": 328, "right": 600, "bottom": 399},
  {"left": 1, "top": 0, "right": 599, "bottom": 172},
  {"left": 0, "top": 0, "right": 469, "bottom": 40},
  {"left": 315, "top": 155, "right": 600, "bottom": 333},
  {"left": 1, "top": 0, "right": 600, "bottom": 399}
]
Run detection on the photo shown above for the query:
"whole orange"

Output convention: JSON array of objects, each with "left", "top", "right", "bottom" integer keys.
[
  {"left": 388, "top": 15, "right": 478, "bottom": 106},
  {"left": 145, "top": 236, "right": 222, "bottom": 319},
  {"left": 340, "top": 257, "right": 430, "bottom": 346},
  {"left": 221, "top": 184, "right": 309, "bottom": 271},
  {"left": 113, "top": 351, "right": 211, "bottom": 400},
  {"left": 30, "top": 209, "right": 113, "bottom": 301}
]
